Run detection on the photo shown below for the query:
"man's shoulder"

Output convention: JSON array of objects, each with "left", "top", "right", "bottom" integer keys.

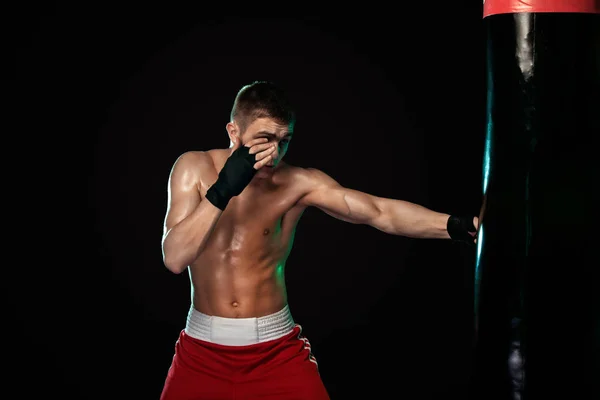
[
  {"left": 278, "top": 164, "right": 329, "bottom": 188},
  {"left": 173, "top": 149, "right": 227, "bottom": 169},
  {"left": 278, "top": 162, "right": 312, "bottom": 178},
  {"left": 175, "top": 148, "right": 222, "bottom": 162},
  {"left": 169, "top": 149, "right": 228, "bottom": 180},
  {"left": 277, "top": 164, "right": 340, "bottom": 207}
]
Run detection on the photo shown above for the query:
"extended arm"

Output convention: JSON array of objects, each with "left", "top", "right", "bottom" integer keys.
[
  {"left": 298, "top": 168, "right": 469, "bottom": 240},
  {"left": 161, "top": 152, "right": 222, "bottom": 274}
]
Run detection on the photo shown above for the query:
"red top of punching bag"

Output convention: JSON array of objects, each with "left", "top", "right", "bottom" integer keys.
[{"left": 483, "top": 0, "right": 600, "bottom": 18}]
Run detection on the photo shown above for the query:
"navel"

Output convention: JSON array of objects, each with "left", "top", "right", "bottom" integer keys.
[{"left": 231, "top": 301, "right": 239, "bottom": 308}]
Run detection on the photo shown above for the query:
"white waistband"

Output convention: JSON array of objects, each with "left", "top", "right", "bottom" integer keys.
[{"left": 184, "top": 305, "right": 296, "bottom": 346}]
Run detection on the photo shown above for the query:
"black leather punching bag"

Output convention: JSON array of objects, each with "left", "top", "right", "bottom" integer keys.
[{"left": 472, "top": 1, "right": 599, "bottom": 399}]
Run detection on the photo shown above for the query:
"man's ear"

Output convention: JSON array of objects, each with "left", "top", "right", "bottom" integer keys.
[{"left": 226, "top": 121, "right": 240, "bottom": 149}]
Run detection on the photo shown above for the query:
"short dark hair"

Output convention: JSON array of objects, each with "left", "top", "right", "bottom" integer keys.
[{"left": 230, "top": 81, "right": 296, "bottom": 133}]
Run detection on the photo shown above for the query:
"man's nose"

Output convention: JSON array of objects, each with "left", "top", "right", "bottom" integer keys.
[{"left": 271, "top": 145, "right": 280, "bottom": 160}]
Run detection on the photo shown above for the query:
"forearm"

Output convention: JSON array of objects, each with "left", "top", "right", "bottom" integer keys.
[
  {"left": 374, "top": 198, "right": 450, "bottom": 239},
  {"left": 162, "top": 201, "right": 222, "bottom": 273}
]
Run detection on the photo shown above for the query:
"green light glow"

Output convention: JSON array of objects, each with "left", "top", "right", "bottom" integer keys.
[{"left": 475, "top": 38, "right": 495, "bottom": 317}]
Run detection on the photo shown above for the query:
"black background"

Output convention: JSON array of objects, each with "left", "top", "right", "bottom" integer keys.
[{"left": 6, "top": 4, "right": 490, "bottom": 399}]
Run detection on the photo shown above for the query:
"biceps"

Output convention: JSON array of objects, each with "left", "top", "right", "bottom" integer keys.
[
  {"left": 309, "top": 188, "right": 381, "bottom": 224},
  {"left": 164, "top": 188, "right": 201, "bottom": 233}
]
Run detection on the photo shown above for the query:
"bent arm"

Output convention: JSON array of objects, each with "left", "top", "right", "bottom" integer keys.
[
  {"left": 161, "top": 152, "right": 222, "bottom": 274},
  {"left": 299, "top": 168, "right": 450, "bottom": 239}
]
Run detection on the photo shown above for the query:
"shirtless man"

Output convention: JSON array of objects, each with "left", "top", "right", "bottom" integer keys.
[{"left": 159, "top": 81, "right": 478, "bottom": 400}]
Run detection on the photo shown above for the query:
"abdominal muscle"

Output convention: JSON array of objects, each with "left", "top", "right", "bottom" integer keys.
[
  {"left": 188, "top": 215, "right": 294, "bottom": 319},
  {"left": 189, "top": 253, "right": 288, "bottom": 319}
]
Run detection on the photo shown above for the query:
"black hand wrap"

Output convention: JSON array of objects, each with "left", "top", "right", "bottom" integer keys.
[
  {"left": 447, "top": 215, "right": 477, "bottom": 244},
  {"left": 205, "top": 146, "right": 257, "bottom": 210}
]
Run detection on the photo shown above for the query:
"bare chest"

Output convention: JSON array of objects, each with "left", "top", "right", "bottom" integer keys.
[{"left": 206, "top": 185, "right": 303, "bottom": 254}]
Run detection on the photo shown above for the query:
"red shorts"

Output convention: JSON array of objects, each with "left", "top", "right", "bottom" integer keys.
[{"left": 160, "top": 325, "right": 330, "bottom": 400}]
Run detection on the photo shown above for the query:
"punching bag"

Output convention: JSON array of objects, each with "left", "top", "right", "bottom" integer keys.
[{"left": 473, "top": 1, "right": 599, "bottom": 399}]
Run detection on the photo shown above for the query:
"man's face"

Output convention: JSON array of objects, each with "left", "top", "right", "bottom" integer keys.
[{"left": 239, "top": 117, "right": 293, "bottom": 170}]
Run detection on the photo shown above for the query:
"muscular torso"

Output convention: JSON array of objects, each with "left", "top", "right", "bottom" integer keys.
[{"left": 191, "top": 149, "right": 307, "bottom": 318}]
